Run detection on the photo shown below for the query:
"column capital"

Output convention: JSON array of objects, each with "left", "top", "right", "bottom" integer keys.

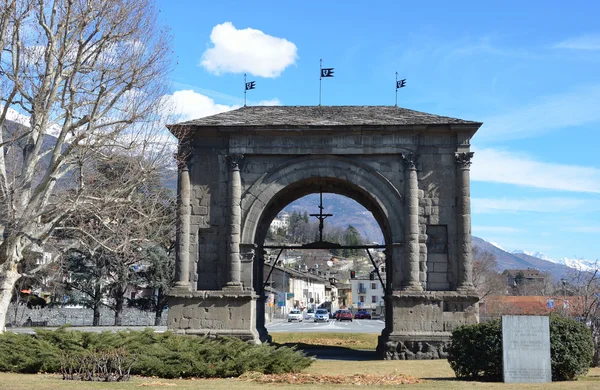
[
  {"left": 401, "top": 152, "right": 419, "bottom": 169},
  {"left": 226, "top": 154, "right": 244, "bottom": 170},
  {"left": 455, "top": 152, "right": 474, "bottom": 168}
]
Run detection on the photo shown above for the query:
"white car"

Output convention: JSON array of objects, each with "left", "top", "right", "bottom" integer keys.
[
  {"left": 287, "top": 309, "right": 303, "bottom": 322},
  {"left": 304, "top": 309, "right": 315, "bottom": 320},
  {"left": 314, "top": 308, "right": 329, "bottom": 322}
]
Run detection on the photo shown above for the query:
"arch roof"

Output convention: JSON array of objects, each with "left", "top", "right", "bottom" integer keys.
[{"left": 168, "top": 106, "right": 482, "bottom": 134}]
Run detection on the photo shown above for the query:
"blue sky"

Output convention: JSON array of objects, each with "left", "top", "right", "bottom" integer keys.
[{"left": 157, "top": 0, "right": 600, "bottom": 261}]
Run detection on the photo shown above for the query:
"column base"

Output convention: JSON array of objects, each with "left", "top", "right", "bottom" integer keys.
[
  {"left": 173, "top": 281, "right": 191, "bottom": 290},
  {"left": 167, "top": 290, "right": 259, "bottom": 344},
  {"left": 456, "top": 283, "right": 477, "bottom": 294},
  {"left": 401, "top": 283, "right": 424, "bottom": 292}
]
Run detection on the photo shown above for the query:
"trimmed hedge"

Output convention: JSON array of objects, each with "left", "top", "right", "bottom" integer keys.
[
  {"left": 448, "top": 315, "right": 593, "bottom": 381},
  {"left": 0, "top": 328, "right": 312, "bottom": 379}
]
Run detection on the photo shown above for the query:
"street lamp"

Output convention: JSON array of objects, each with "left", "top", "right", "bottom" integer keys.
[
  {"left": 561, "top": 278, "right": 567, "bottom": 297},
  {"left": 560, "top": 278, "right": 568, "bottom": 316}
]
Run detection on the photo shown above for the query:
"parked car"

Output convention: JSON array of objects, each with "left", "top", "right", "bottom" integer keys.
[
  {"left": 332, "top": 310, "right": 340, "bottom": 319},
  {"left": 314, "top": 308, "right": 330, "bottom": 322},
  {"left": 354, "top": 310, "right": 372, "bottom": 319},
  {"left": 336, "top": 309, "right": 353, "bottom": 321},
  {"left": 304, "top": 308, "right": 315, "bottom": 320},
  {"left": 287, "top": 309, "right": 303, "bottom": 322}
]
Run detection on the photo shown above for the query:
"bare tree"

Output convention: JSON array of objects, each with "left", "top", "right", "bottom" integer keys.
[
  {"left": 0, "top": 0, "right": 172, "bottom": 330},
  {"left": 565, "top": 261, "right": 600, "bottom": 367},
  {"left": 59, "top": 153, "right": 175, "bottom": 326},
  {"left": 472, "top": 246, "right": 506, "bottom": 299}
]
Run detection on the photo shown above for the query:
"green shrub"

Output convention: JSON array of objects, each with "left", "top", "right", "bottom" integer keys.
[
  {"left": 0, "top": 328, "right": 312, "bottom": 379},
  {"left": 549, "top": 315, "right": 594, "bottom": 380},
  {"left": 447, "top": 319, "right": 502, "bottom": 380},
  {"left": 448, "top": 315, "right": 593, "bottom": 381}
]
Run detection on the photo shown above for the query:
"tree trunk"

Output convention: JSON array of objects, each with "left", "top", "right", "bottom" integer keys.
[
  {"left": 93, "top": 303, "right": 101, "bottom": 326},
  {"left": 93, "top": 283, "right": 101, "bottom": 326},
  {"left": 154, "top": 308, "right": 162, "bottom": 326},
  {"left": 114, "top": 293, "right": 124, "bottom": 326},
  {"left": 0, "top": 265, "right": 21, "bottom": 333}
]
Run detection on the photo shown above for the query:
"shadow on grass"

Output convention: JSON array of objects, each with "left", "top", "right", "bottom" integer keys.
[{"left": 273, "top": 342, "right": 377, "bottom": 361}]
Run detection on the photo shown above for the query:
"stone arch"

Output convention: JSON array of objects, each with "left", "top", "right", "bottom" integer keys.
[
  {"left": 240, "top": 155, "right": 405, "bottom": 342},
  {"left": 241, "top": 155, "right": 404, "bottom": 247}
]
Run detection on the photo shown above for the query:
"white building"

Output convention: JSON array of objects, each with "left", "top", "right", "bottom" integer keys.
[
  {"left": 269, "top": 212, "right": 290, "bottom": 233},
  {"left": 263, "top": 262, "right": 338, "bottom": 315},
  {"left": 350, "top": 273, "right": 386, "bottom": 313}
]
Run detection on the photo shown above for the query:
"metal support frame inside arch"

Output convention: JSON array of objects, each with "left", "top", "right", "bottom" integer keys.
[{"left": 261, "top": 243, "right": 387, "bottom": 295}]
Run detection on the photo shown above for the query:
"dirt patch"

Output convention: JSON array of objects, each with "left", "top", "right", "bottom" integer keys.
[{"left": 239, "top": 371, "right": 421, "bottom": 385}]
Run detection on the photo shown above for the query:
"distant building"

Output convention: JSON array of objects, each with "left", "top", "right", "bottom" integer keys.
[
  {"left": 269, "top": 212, "right": 290, "bottom": 233},
  {"left": 263, "top": 261, "right": 338, "bottom": 314},
  {"left": 480, "top": 295, "right": 586, "bottom": 320},
  {"left": 350, "top": 267, "right": 386, "bottom": 313}
]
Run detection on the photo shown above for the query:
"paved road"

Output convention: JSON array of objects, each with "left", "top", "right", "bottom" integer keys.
[
  {"left": 6, "top": 326, "right": 168, "bottom": 334},
  {"left": 7, "top": 319, "right": 385, "bottom": 335},
  {"left": 266, "top": 318, "right": 385, "bottom": 333}
]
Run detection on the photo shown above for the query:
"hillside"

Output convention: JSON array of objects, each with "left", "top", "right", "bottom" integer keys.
[
  {"left": 283, "top": 195, "right": 580, "bottom": 281},
  {"left": 471, "top": 237, "right": 576, "bottom": 280}
]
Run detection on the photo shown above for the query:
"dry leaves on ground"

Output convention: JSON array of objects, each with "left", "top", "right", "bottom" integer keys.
[
  {"left": 239, "top": 371, "right": 421, "bottom": 385},
  {"left": 138, "top": 381, "right": 177, "bottom": 387}
]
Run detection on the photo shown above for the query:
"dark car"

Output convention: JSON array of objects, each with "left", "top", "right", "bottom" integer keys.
[
  {"left": 337, "top": 310, "right": 353, "bottom": 321},
  {"left": 354, "top": 310, "right": 372, "bottom": 319}
]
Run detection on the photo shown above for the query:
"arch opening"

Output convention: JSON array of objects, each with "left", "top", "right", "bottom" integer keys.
[{"left": 250, "top": 177, "right": 394, "bottom": 343}]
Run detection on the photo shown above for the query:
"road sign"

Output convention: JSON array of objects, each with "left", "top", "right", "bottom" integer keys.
[
  {"left": 287, "top": 292, "right": 294, "bottom": 298},
  {"left": 278, "top": 301, "right": 285, "bottom": 307}
]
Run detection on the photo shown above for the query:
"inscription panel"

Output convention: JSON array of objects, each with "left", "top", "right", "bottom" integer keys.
[{"left": 502, "top": 315, "right": 551, "bottom": 383}]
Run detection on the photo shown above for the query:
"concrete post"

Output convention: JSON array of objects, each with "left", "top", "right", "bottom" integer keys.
[
  {"left": 455, "top": 152, "right": 475, "bottom": 291},
  {"left": 174, "top": 154, "right": 191, "bottom": 289},
  {"left": 226, "top": 154, "right": 244, "bottom": 288},
  {"left": 401, "top": 153, "right": 423, "bottom": 291}
]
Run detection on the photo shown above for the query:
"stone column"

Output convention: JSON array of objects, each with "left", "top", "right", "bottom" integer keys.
[
  {"left": 455, "top": 152, "right": 475, "bottom": 291},
  {"left": 226, "top": 154, "right": 244, "bottom": 288},
  {"left": 401, "top": 153, "right": 422, "bottom": 291},
  {"left": 174, "top": 152, "right": 191, "bottom": 289}
]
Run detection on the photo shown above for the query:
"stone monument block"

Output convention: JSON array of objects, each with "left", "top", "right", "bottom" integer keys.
[{"left": 502, "top": 315, "right": 551, "bottom": 383}]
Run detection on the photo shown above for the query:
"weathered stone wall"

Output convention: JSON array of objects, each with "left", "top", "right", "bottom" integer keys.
[
  {"left": 6, "top": 304, "right": 167, "bottom": 327},
  {"left": 169, "top": 113, "right": 480, "bottom": 352},
  {"left": 167, "top": 290, "right": 258, "bottom": 342}
]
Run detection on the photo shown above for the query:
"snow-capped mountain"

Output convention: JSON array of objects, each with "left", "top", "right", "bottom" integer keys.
[
  {"left": 511, "top": 250, "right": 552, "bottom": 261},
  {"left": 551, "top": 257, "right": 598, "bottom": 272},
  {"left": 511, "top": 249, "right": 597, "bottom": 272}
]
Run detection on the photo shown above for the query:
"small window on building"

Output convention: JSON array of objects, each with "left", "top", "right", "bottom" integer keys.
[
  {"left": 130, "top": 292, "right": 136, "bottom": 300},
  {"left": 371, "top": 283, "right": 377, "bottom": 289},
  {"left": 359, "top": 296, "right": 365, "bottom": 303},
  {"left": 371, "top": 295, "right": 377, "bottom": 303}
]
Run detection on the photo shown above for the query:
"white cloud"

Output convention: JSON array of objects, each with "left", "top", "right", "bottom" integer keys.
[
  {"left": 471, "top": 147, "right": 600, "bottom": 193},
  {"left": 476, "top": 85, "right": 600, "bottom": 142},
  {"left": 163, "top": 90, "right": 281, "bottom": 122},
  {"left": 472, "top": 226, "right": 524, "bottom": 234},
  {"left": 554, "top": 34, "right": 600, "bottom": 50},
  {"left": 200, "top": 22, "right": 298, "bottom": 78},
  {"left": 256, "top": 98, "right": 281, "bottom": 106},
  {"left": 566, "top": 226, "right": 600, "bottom": 234},
  {"left": 164, "top": 90, "right": 239, "bottom": 121},
  {"left": 472, "top": 197, "right": 593, "bottom": 214}
]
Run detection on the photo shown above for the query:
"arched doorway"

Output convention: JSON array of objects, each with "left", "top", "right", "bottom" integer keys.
[
  {"left": 166, "top": 105, "right": 482, "bottom": 359},
  {"left": 243, "top": 171, "right": 397, "bottom": 342}
]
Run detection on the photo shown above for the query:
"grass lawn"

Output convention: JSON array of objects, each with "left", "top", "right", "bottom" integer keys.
[
  {"left": 1, "top": 360, "right": 598, "bottom": 389},
  {"left": 1, "top": 332, "right": 598, "bottom": 389},
  {"left": 271, "top": 332, "right": 379, "bottom": 350}
]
